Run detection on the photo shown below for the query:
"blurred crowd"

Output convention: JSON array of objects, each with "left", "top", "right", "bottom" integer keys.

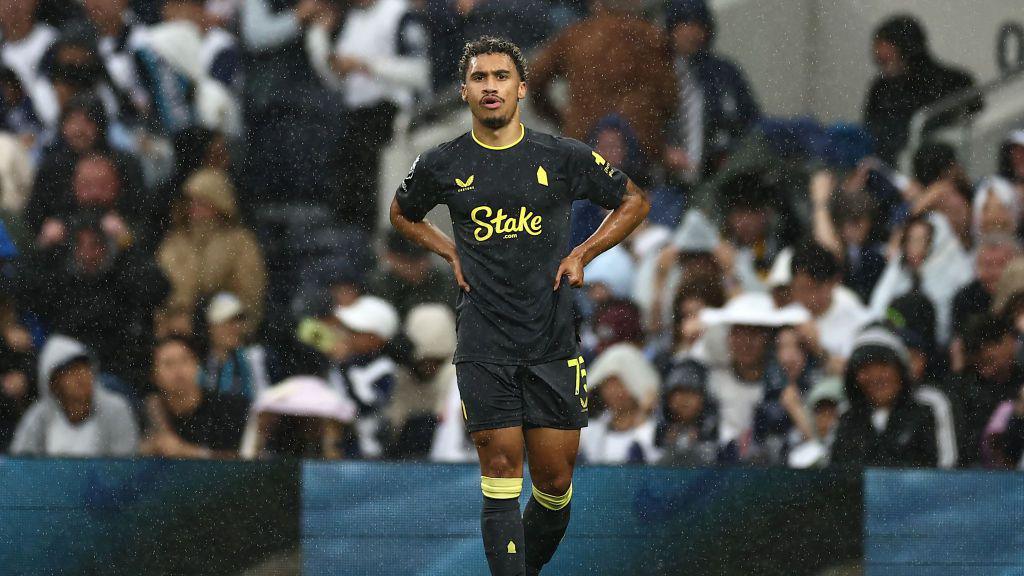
[{"left": 1, "top": 0, "right": 1023, "bottom": 471}]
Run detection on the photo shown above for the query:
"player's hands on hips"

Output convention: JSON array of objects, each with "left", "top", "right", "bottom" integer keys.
[
  {"left": 553, "top": 252, "right": 584, "bottom": 290},
  {"left": 445, "top": 251, "right": 471, "bottom": 292}
]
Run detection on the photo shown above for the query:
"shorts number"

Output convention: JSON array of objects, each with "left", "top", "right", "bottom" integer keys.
[{"left": 567, "top": 356, "right": 587, "bottom": 395}]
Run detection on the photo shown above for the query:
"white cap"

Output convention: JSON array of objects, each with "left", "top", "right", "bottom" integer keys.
[
  {"left": 206, "top": 292, "right": 244, "bottom": 324},
  {"left": 334, "top": 295, "right": 399, "bottom": 340},
  {"left": 699, "top": 292, "right": 811, "bottom": 327},
  {"left": 405, "top": 304, "right": 456, "bottom": 360}
]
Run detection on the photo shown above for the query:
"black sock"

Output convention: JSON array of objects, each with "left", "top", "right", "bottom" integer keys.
[
  {"left": 523, "top": 495, "right": 572, "bottom": 573},
  {"left": 482, "top": 495, "right": 525, "bottom": 575}
]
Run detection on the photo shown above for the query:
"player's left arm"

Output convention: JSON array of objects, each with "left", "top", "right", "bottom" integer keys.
[{"left": 553, "top": 179, "right": 650, "bottom": 289}]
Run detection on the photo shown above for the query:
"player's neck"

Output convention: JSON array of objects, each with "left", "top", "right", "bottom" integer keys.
[{"left": 471, "top": 117, "right": 524, "bottom": 149}]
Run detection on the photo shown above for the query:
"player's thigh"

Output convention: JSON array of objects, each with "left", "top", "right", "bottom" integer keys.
[
  {"left": 471, "top": 426, "right": 526, "bottom": 478},
  {"left": 525, "top": 427, "right": 580, "bottom": 495},
  {"left": 521, "top": 355, "right": 590, "bottom": 432}
]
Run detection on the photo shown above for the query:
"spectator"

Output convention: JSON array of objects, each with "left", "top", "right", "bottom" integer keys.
[
  {"left": 200, "top": 292, "right": 271, "bottom": 401},
  {"left": 240, "top": 375, "right": 355, "bottom": 459},
  {"left": 863, "top": 15, "right": 980, "bottom": 165},
  {"left": 971, "top": 176, "right": 1020, "bottom": 242},
  {"left": 870, "top": 213, "right": 973, "bottom": 346},
  {"left": 831, "top": 326, "right": 938, "bottom": 467},
  {"left": 81, "top": 0, "right": 150, "bottom": 120},
  {"left": 698, "top": 292, "right": 810, "bottom": 454},
  {"left": 157, "top": 168, "right": 267, "bottom": 335},
  {"left": 579, "top": 245, "right": 642, "bottom": 358},
  {"left": 325, "top": 295, "right": 400, "bottom": 458},
  {"left": 15, "top": 213, "right": 169, "bottom": 385},
  {"left": 953, "top": 314, "right": 1022, "bottom": 466},
  {"left": 141, "top": 335, "right": 248, "bottom": 457},
  {"left": 306, "top": 0, "right": 429, "bottom": 231},
  {"left": 789, "top": 242, "right": 873, "bottom": 373},
  {"left": 529, "top": 0, "right": 677, "bottom": 160},
  {"left": 997, "top": 128, "right": 1024, "bottom": 189},
  {"left": 0, "top": 66, "right": 45, "bottom": 141},
  {"left": 580, "top": 343, "right": 662, "bottom": 464},
  {"left": 655, "top": 359, "right": 720, "bottom": 466},
  {"left": 663, "top": 0, "right": 759, "bottom": 181},
  {"left": 367, "top": 229, "right": 456, "bottom": 319},
  {"left": 809, "top": 171, "right": 887, "bottom": 303},
  {"left": 908, "top": 142, "right": 972, "bottom": 246},
  {"left": 0, "top": 0, "right": 59, "bottom": 126},
  {"left": 11, "top": 335, "right": 139, "bottom": 457},
  {"left": 787, "top": 376, "right": 845, "bottom": 468},
  {"left": 652, "top": 272, "right": 727, "bottom": 371},
  {"left": 385, "top": 303, "right": 456, "bottom": 459},
  {"left": 951, "top": 234, "right": 1019, "bottom": 339}
]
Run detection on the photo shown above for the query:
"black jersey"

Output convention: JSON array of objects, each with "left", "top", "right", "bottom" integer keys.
[{"left": 395, "top": 124, "right": 628, "bottom": 364}]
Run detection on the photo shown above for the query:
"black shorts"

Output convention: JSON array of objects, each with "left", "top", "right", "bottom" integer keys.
[{"left": 456, "top": 355, "right": 590, "bottom": 433}]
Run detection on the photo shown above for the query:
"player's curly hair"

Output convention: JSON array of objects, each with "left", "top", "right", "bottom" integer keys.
[{"left": 458, "top": 36, "right": 528, "bottom": 83}]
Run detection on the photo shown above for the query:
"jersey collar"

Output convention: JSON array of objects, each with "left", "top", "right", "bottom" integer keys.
[{"left": 471, "top": 123, "right": 525, "bottom": 151}]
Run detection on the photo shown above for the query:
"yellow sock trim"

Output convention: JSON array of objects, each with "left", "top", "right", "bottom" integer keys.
[
  {"left": 481, "top": 476, "right": 523, "bottom": 499},
  {"left": 532, "top": 483, "right": 572, "bottom": 511}
]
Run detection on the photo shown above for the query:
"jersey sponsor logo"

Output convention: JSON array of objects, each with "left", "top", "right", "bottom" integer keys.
[
  {"left": 471, "top": 206, "right": 542, "bottom": 241},
  {"left": 455, "top": 175, "right": 475, "bottom": 191},
  {"left": 591, "top": 151, "right": 618, "bottom": 178},
  {"left": 536, "top": 165, "right": 549, "bottom": 186}
]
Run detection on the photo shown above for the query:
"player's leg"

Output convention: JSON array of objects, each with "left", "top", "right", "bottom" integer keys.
[
  {"left": 457, "top": 362, "right": 528, "bottom": 576},
  {"left": 523, "top": 427, "right": 580, "bottom": 574},
  {"left": 473, "top": 426, "right": 527, "bottom": 576},
  {"left": 520, "top": 357, "right": 589, "bottom": 574}
]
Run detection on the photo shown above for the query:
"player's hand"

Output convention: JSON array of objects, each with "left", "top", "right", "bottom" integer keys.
[
  {"left": 445, "top": 252, "right": 470, "bottom": 292},
  {"left": 553, "top": 252, "right": 584, "bottom": 290}
]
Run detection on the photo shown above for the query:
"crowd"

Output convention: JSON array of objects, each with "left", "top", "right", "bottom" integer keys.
[{"left": 0, "top": 0, "right": 1021, "bottom": 471}]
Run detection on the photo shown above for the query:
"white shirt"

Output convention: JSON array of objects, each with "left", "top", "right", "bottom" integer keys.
[
  {"left": 707, "top": 369, "right": 764, "bottom": 444},
  {"left": 580, "top": 413, "right": 660, "bottom": 464},
  {"left": 817, "top": 285, "right": 872, "bottom": 361},
  {"left": 1, "top": 25, "right": 60, "bottom": 126},
  {"left": 45, "top": 413, "right": 103, "bottom": 457}
]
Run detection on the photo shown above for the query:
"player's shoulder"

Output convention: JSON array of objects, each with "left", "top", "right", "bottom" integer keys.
[
  {"left": 412, "top": 133, "right": 472, "bottom": 171},
  {"left": 525, "top": 128, "right": 590, "bottom": 156}
]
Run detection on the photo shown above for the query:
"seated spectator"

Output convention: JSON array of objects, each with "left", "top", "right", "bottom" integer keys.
[
  {"left": 15, "top": 213, "right": 169, "bottom": 385},
  {"left": 870, "top": 212, "right": 973, "bottom": 346},
  {"left": 141, "top": 335, "right": 248, "bottom": 458},
  {"left": 157, "top": 168, "right": 267, "bottom": 335},
  {"left": 240, "top": 375, "right": 356, "bottom": 459},
  {"left": 385, "top": 304, "right": 456, "bottom": 459},
  {"left": 997, "top": 129, "right": 1024, "bottom": 190},
  {"left": 655, "top": 359, "right": 720, "bottom": 466},
  {"left": 324, "top": 295, "right": 400, "bottom": 458},
  {"left": 367, "top": 230, "right": 456, "bottom": 319},
  {"left": 579, "top": 245, "right": 643, "bottom": 358},
  {"left": 0, "top": 0, "right": 59, "bottom": 127},
  {"left": 972, "top": 177, "right": 1020, "bottom": 242},
  {"left": 787, "top": 376, "right": 845, "bottom": 468},
  {"left": 199, "top": 292, "right": 271, "bottom": 402},
  {"left": 0, "top": 66, "right": 45, "bottom": 142},
  {"left": 789, "top": 242, "right": 873, "bottom": 373},
  {"left": 809, "top": 171, "right": 887, "bottom": 303},
  {"left": 952, "top": 314, "right": 1022, "bottom": 466},
  {"left": 529, "top": 0, "right": 677, "bottom": 161},
  {"left": 580, "top": 343, "right": 661, "bottom": 464},
  {"left": 663, "top": 0, "right": 760, "bottom": 181},
  {"left": 951, "top": 234, "right": 1019, "bottom": 340},
  {"left": 907, "top": 142, "right": 972, "bottom": 246},
  {"left": 81, "top": 0, "right": 150, "bottom": 121},
  {"left": 11, "top": 335, "right": 139, "bottom": 457},
  {"left": 698, "top": 292, "right": 810, "bottom": 453},
  {"left": 863, "top": 15, "right": 981, "bottom": 165},
  {"left": 0, "top": 290, "right": 36, "bottom": 452},
  {"left": 831, "top": 326, "right": 938, "bottom": 467}
]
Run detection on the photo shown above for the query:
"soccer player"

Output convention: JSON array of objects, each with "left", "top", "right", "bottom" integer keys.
[{"left": 390, "top": 36, "right": 650, "bottom": 576}]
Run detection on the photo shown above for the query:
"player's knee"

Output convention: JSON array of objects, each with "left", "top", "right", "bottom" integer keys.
[
  {"left": 481, "top": 475, "right": 523, "bottom": 500},
  {"left": 479, "top": 453, "right": 519, "bottom": 478},
  {"left": 532, "top": 472, "right": 573, "bottom": 500},
  {"left": 531, "top": 480, "right": 573, "bottom": 511}
]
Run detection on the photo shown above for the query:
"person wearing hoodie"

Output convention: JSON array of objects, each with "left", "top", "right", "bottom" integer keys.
[
  {"left": 830, "top": 326, "right": 938, "bottom": 468},
  {"left": 863, "top": 15, "right": 981, "bottom": 165},
  {"left": 11, "top": 335, "right": 139, "bottom": 457},
  {"left": 655, "top": 358, "right": 721, "bottom": 466},
  {"left": 579, "top": 343, "right": 662, "bottom": 464},
  {"left": 157, "top": 168, "right": 267, "bottom": 335}
]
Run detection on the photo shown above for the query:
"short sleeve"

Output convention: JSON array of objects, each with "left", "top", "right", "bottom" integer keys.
[
  {"left": 564, "top": 139, "right": 628, "bottom": 210},
  {"left": 394, "top": 154, "right": 440, "bottom": 222}
]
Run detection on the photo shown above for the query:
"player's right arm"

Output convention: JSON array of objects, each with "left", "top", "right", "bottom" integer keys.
[{"left": 390, "top": 198, "right": 469, "bottom": 292}]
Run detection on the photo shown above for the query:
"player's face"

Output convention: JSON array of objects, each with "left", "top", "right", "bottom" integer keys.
[{"left": 461, "top": 53, "right": 526, "bottom": 130}]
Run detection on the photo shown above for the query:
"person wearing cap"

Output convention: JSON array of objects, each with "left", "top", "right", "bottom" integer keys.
[
  {"left": 579, "top": 245, "right": 644, "bottom": 358},
  {"left": 863, "top": 15, "right": 980, "bottom": 165},
  {"left": 997, "top": 128, "right": 1024, "bottom": 189},
  {"left": 831, "top": 326, "right": 938, "bottom": 468},
  {"left": 579, "top": 343, "right": 662, "bottom": 465},
  {"left": 385, "top": 304, "right": 457, "bottom": 459},
  {"left": 367, "top": 230, "right": 457, "bottom": 320},
  {"left": 141, "top": 335, "right": 249, "bottom": 458},
  {"left": 655, "top": 358, "right": 720, "bottom": 466},
  {"left": 789, "top": 242, "right": 872, "bottom": 374},
  {"left": 200, "top": 292, "right": 272, "bottom": 402},
  {"left": 157, "top": 168, "right": 267, "bottom": 336},
  {"left": 698, "top": 292, "right": 811, "bottom": 457},
  {"left": 663, "top": 0, "right": 759, "bottom": 181},
  {"left": 11, "top": 335, "right": 139, "bottom": 457},
  {"left": 324, "top": 294, "right": 400, "bottom": 459}
]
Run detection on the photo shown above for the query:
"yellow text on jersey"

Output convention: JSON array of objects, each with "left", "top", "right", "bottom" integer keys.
[{"left": 471, "top": 206, "right": 543, "bottom": 241}]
